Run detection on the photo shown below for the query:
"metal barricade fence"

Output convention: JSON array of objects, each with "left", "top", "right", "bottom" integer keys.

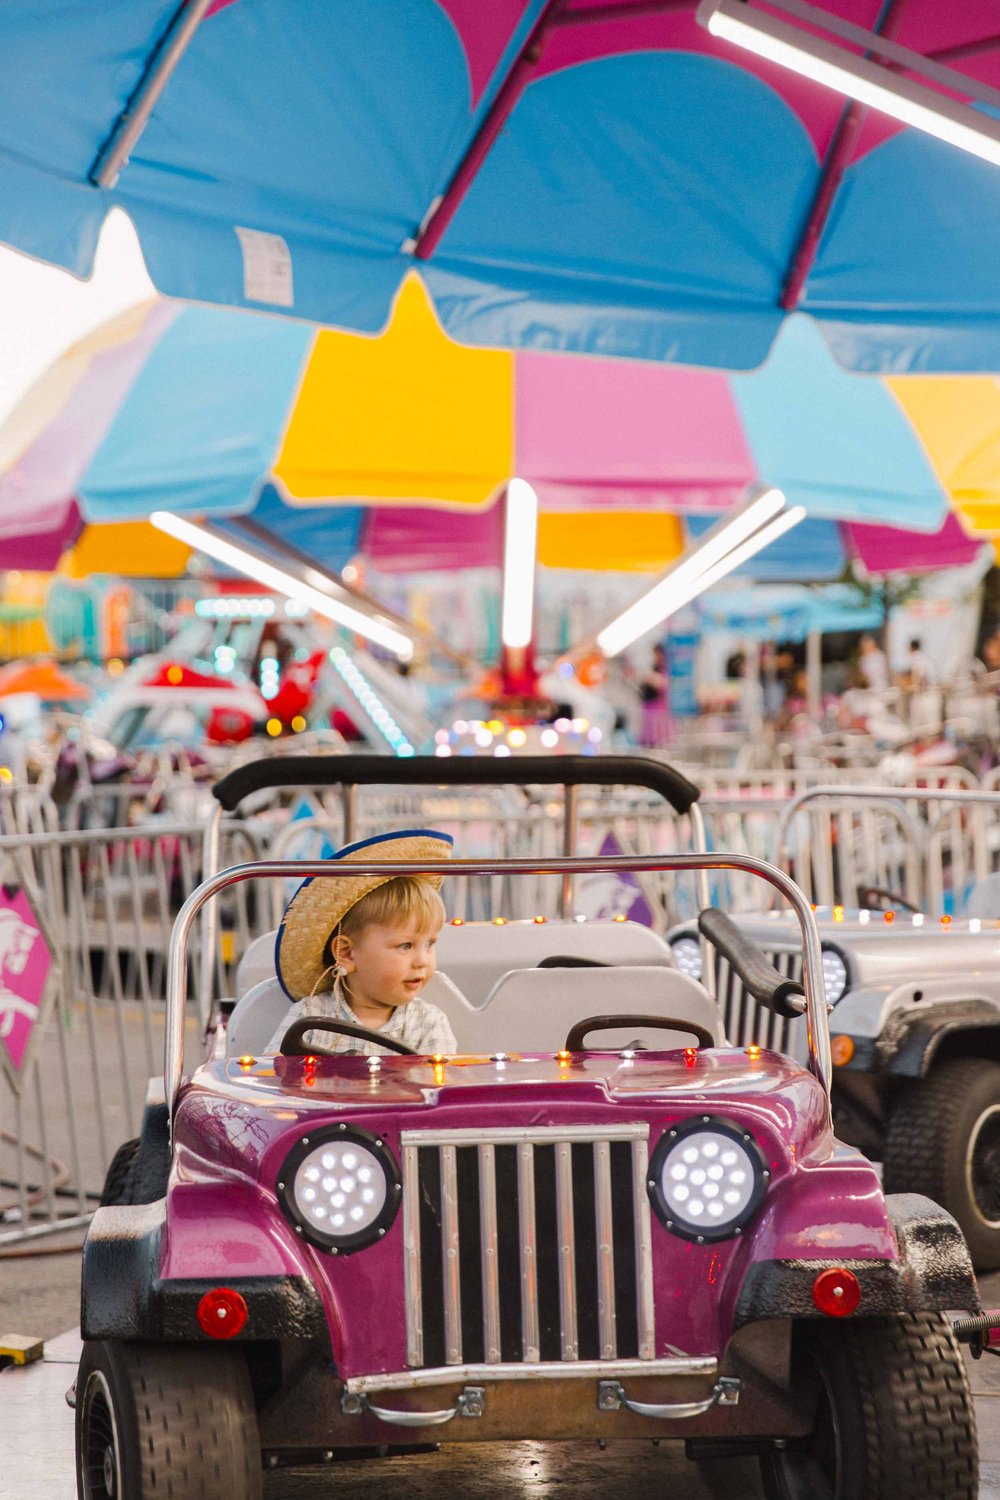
[
  {"left": 0, "top": 819, "right": 227, "bottom": 1245},
  {"left": 775, "top": 786, "right": 1000, "bottom": 915}
]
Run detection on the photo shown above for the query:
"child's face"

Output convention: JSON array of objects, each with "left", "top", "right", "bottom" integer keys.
[{"left": 340, "top": 917, "right": 440, "bottom": 1014}]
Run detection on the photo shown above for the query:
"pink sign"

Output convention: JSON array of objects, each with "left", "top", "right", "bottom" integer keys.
[{"left": 0, "top": 887, "right": 52, "bottom": 1076}]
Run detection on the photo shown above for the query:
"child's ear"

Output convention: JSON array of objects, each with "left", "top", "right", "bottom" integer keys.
[{"left": 332, "top": 931, "right": 355, "bottom": 971}]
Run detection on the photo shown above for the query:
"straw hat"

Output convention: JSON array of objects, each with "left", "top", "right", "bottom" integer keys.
[{"left": 275, "top": 828, "right": 453, "bottom": 1000}]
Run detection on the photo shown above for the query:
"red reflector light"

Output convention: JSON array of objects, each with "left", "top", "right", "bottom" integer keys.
[
  {"left": 197, "top": 1287, "right": 248, "bottom": 1339},
  {"left": 812, "top": 1267, "right": 861, "bottom": 1317}
]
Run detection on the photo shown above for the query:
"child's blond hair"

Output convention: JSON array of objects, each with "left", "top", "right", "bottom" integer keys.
[{"left": 323, "top": 877, "right": 445, "bottom": 966}]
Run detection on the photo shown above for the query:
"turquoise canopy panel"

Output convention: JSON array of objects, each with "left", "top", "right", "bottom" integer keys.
[
  {"left": 698, "top": 584, "right": 884, "bottom": 642},
  {"left": 79, "top": 308, "right": 313, "bottom": 520},
  {"left": 729, "top": 318, "right": 946, "bottom": 530}
]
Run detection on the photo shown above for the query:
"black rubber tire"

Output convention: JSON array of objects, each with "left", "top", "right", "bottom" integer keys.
[
  {"left": 75, "top": 1339, "right": 262, "bottom": 1500},
  {"left": 98, "top": 1139, "right": 140, "bottom": 1207},
  {"left": 760, "top": 1314, "right": 976, "bottom": 1500},
  {"left": 883, "top": 1055, "right": 1000, "bottom": 1270}
]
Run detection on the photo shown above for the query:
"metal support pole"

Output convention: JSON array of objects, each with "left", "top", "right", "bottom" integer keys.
[
  {"left": 806, "top": 629, "right": 822, "bottom": 723},
  {"left": 688, "top": 803, "right": 715, "bottom": 1001},
  {"left": 90, "top": 0, "right": 213, "bottom": 187},
  {"left": 197, "top": 803, "right": 222, "bottom": 1025},
  {"left": 560, "top": 784, "right": 579, "bottom": 917},
  {"left": 342, "top": 784, "right": 358, "bottom": 845}
]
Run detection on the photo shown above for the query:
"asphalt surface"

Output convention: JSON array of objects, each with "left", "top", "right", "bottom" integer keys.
[{"left": 2, "top": 1266, "right": 999, "bottom": 1500}]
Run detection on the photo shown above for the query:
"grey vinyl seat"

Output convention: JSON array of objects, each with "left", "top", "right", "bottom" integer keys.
[
  {"left": 963, "top": 872, "right": 1000, "bottom": 920},
  {"left": 434, "top": 918, "right": 676, "bottom": 1006},
  {"left": 448, "top": 965, "right": 725, "bottom": 1054},
  {"left": 226, "top": 978, "right": 290, "bottom": 1058}
]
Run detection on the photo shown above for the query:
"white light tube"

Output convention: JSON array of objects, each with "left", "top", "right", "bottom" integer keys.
[
  {"left": 699, "top": 0, "right": 1000, "bottom": 170},
  {"left": 150, "top": 511, "right": 414, "bottom": 660},
  {"left": 596, "top": 487, "right": 786, "bottom": 656},
  {"left": 501, "top": 477, "right": 539, "bottom": 649},
  {"left": 597, "top": 501, "right": 806, "bottom": 657}
]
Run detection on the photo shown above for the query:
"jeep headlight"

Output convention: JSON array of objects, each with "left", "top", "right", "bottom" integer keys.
[
  {"left": 649, "top": 1117, "right": 768, "bottom": 1242},
  {"left": 669, "top": 933, "right": 702, "bottom": 981},
  {"left": 277, "top": 1126, "right": 401, "bottom": 1253},
  {"left": 821, "top": 944, "right": 849, "bottom": 1005}
]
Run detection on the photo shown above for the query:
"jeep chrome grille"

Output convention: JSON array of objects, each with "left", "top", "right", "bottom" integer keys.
[
  {"left": 400, "top": 1125, "right": 654, "bottom": 1369},
  {"left": 715, "top": 946, "right": 801, "bottom": 1054}
]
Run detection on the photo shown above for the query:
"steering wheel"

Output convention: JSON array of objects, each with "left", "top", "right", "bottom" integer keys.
[
  {"left": 279, "top": 1016, "right": 418, "bottom": 1057},
  {"left": 564, "top": 1013, "right": 716, "bottom": 1053},
  {"left": 857, "top": 884, "right": 921, "bottom": 914}
]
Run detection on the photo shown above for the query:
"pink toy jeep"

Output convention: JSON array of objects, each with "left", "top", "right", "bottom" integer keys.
[{"left": 76, "top": 757, "right": 985, "bottom": 1500}]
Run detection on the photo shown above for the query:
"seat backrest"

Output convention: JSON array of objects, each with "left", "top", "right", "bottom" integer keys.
[
  {"left": 435, "top": 918, "right": 675, "bottom": 1006},
  {"left": 963, "top": 871, "right": 1000, "bottom": 919},
  {"left": 235, "top": 930, "right": 278, "bottom": 998},
  {"left": 226, "top": 977, "right": 291, "bottom": 1057},
  {"left": 447, "top": 965, "right": 725, "bottom": 1055}
]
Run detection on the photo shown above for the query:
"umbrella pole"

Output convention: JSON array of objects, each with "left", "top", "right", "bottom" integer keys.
[
  {"left": 228, "top": 516, "right": 476, "bottom": 671},
  {"left": 806, "top": 628, "right": 822, "bottom": 722}
]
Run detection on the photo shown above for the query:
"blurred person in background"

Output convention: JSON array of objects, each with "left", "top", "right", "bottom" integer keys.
[
  {"left": 858, "top": 633, "right": 890, "bottom": 691},
  {"left": 899, "top": 637, "right": 935, "bottom": 691},
  {"left": 637, "top": 642, "right": 675, "bottom": 747}
]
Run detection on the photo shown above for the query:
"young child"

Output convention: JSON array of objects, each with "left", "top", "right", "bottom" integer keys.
[{"left": 266, "top": 829, "right": 457, "bottom": 1057}]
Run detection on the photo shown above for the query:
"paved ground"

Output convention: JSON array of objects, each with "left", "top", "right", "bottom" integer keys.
[{"left": 3, "top": 1282, "right": 999, "bottom": 1500}]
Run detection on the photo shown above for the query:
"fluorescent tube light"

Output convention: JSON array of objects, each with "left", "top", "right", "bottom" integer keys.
[
  {"left": 596, "top": 493, "right": 805, "bottom": 657},
  {"left": 596, "top": 486, "right": 784, "bottom": 656},
  {"left": 698, "top": 0, "right": 1000, "bottom": 170},
  {"left": 150, "top": 510, "right": 414, "bottom": 660},
  {"left": 668, "top": 504, "right": 807, "bottom": 596},
  {"left": 501, "top": 478, "right": 539, "bottom": 649}
]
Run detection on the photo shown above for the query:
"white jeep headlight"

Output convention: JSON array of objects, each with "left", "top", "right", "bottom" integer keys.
[
  {"left": 669, "top": 933, "right": 703, "bottom": 981},
  {"left": 821, "top": 945, "right": 849, "bottom": 1005},
  {"left": 649, "top": 1116, "right": 768, "bottom": 1242},
  {"left": 277, "top": 1126, "right": 401, "bottom": 1253}
]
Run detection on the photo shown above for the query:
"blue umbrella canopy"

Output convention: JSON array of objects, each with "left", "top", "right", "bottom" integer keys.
[
  {"left": 697, "top": 584, "right": 884, "bottom": 642},
  {"left": 2, "top": 2, "right": 1000, "bottom": 370}
]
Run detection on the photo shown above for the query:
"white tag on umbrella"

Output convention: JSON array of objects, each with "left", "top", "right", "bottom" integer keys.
[{"left": 234, "top": 226, "right": 294, "bottom": 308}]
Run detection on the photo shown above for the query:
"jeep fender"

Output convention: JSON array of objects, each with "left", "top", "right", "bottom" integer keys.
[
  {"left": 733, "top": 1193, "right": 979, "bottom": 1328},
  {"left": 82, "top": 1199, "right": 329, "bottom": 1347},
  {"left": 880, "top": 999, "right": 1000, "bottom": 1077}
]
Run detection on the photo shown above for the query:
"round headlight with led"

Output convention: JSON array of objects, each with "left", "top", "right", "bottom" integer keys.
[
  {"left": 649, "top": 1117, "right": 769, "bottom": 1243},
  {"left": 669, "top": 933, "right": 703, "bottom": 981},
  {"left": 277, "top": 1125, "right": 401, "bottom": 1253},
  {"left": 821, "top": 944, "right": 850, "bottom": 1005}
]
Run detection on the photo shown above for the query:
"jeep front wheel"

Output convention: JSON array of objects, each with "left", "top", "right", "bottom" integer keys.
[
  {"left": 75, "top": 1340, "right": 262, "bottom": 1500},
  {"left": 760, "top": 1314, "right": 976, "bottom": 1500},
  {"left": 883, "top": 1055, "right": 1000, "bottom": 1270}
]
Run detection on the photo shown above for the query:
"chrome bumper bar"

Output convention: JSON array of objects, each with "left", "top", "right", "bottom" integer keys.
[
  {"left": 343, "top": 1355, "right": 717, "bottom": 1395},
  {"left": 342, "top": 1367, "right": 739, "bottom": 1428}
]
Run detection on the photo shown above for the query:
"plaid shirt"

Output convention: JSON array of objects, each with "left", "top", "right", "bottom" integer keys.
[{"left": 265, "top": 976, "right": 457, "bottom": 1058}]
